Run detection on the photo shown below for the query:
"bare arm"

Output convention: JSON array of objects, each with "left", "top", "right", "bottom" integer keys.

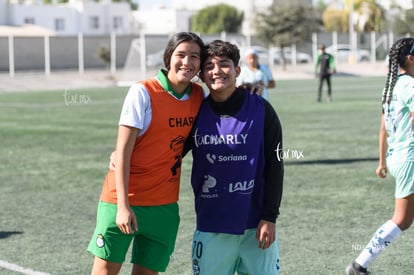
[
  {"left": 115, "top": 125, "right": 139, "bottom": 234},
  {"left": 376, "top": 114, "right": 388, "bottom": 178}
]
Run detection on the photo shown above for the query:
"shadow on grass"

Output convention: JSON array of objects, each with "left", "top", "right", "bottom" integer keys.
[
  {"left": 335, "top": 72, "right": 359, "bottom": 77},
  {"left": 0, "top": 231, "right": 23, "bottom": 239},
  {"left": 286, "top": 157, "right": 377, "bottom": 165}
]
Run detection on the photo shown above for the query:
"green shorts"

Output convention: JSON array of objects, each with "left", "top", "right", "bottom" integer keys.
[
  {"left": 388, "top": 161, "right": 414, "bottom": 198},
  {"left": 192, "top": 229, "right": 280, "bottom": 275},
  {"left": 87, "top": 201, "right": 180, "bottom": 272}
]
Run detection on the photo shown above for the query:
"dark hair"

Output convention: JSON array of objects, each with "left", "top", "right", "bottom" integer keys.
[
  {"left": 163, "top": 32, "right": 205, "bottom": 70},
  {"left": 382, "top": 37, "right": 414, "bottom": 108},
  {"left": 201, "top": 40, "right": 240, "bottom": 71}
]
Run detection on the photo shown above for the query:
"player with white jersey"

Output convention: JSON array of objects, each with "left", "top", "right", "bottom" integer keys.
[{"left": 346, "top": 37, "right": 414, "bottom": 274}]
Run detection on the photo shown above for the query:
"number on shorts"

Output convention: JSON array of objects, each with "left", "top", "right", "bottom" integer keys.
[{"left": 192, "top": 241, "right": 203, "bottom": 258}]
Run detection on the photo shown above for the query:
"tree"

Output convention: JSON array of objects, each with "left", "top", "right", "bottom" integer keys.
[
  {"left": 97, "top": 45, "right": 111, "bottom": 67},
  {"left": 322, "top": 7, "right": 348, "bottom": 32},
  {"left": 322, "top": 0, "right": 386, "bottom": 33},
  {"left": 43, "top": 0, "right": 69, "bottom": 3},
  {"left": 314, "top": 0, "right": 327, "bottom": 10},
  {"left": 192, "top": 4, "right": 244, "bottom": 34},
  {"left": 353, "top": 0, "right": 385, "bottom": 32},
  {"left": 254, "top": 2, "right": 321, "bottom": 69},
  {"left": 393, "top": 6, "right": 414, "bottom": 35},
  {"left": 113, "top": 0, "right": 137, "bottom": 10}
]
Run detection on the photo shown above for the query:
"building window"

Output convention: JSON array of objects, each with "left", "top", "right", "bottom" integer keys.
[
  {"left": 89, "top": 16, "right": 100, "bottom": 30},
  {"left": 24, "top": 17, "right": 35, "bottom": 24},
  {"left": 54, "top": 18, "right": 65, "bottom": 31},
  {"left": 113, "top": 17, "right": 123, "bottom": 30}
]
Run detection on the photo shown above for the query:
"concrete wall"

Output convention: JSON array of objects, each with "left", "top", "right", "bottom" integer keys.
[
  {"left": 0, "top": 0, "right": 7, "bottom": 25},
  {"left": 0, "top": 35, "right": 138, "bottom": 71},
  {"left": 0, "top": 34, "right": 242, "bottom": 72}
]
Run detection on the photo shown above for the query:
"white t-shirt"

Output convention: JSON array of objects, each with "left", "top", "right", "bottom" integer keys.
[
  {"left": 383, "top": 74, "right": 414, "bottom": 163},
  {"left": 119, "top": 80, "right": 192, "bottom": 137},
  {"left": 237, "top": 65, "right": 269, "bottom": 100}
]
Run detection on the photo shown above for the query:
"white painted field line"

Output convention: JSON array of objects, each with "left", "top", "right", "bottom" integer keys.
[{"left": 0, "top": 260, "right": 50, "bottom": 275}]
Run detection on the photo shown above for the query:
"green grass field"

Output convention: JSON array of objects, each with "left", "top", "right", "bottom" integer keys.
[{"left": 1, "top": 76, "right": 413, "bottom": 275}]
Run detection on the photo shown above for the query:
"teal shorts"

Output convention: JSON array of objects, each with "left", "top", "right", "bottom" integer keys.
[
  {"left": 87, "top": 201, "right": 180, "bottom": 272},
  {"left": 191, "top": 229, "right": 280, "bottom": 275},
  {"left": 388, "top": 161, "right": 414, "bottom": 198}
]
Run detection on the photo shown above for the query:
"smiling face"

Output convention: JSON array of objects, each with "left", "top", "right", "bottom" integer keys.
[
  {"left": 200, "top": 55, "right": 240, "bottom": 102},
  {"left": 166, "top": 41, "right": 201, "bottom": 93}
]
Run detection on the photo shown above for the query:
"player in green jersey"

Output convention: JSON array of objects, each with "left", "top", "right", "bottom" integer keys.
[{"left": 346, "top": 37, "right": 414, "bottom": 274}]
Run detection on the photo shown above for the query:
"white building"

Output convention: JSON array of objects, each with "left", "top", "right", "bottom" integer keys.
[
  {"left": 133, "top": 7, "right": 193, "bottom": 35},
  {"left": 70, "top": 0, "right": 132, "bottom": 35},
  {"left": 0, "top": 0, "right": 412, "bottom": 36},
  {"left": 0, "top": 0, "right": 132, "bottom": 36}
]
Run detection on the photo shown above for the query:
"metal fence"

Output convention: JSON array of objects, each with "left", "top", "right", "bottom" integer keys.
[{"left": 0, "top": 31, "right": 396, "bottom": 76}]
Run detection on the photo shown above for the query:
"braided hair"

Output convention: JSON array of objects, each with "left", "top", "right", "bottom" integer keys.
[{"left": 383, "top": 38, "right": 414, "bottom": 111}]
